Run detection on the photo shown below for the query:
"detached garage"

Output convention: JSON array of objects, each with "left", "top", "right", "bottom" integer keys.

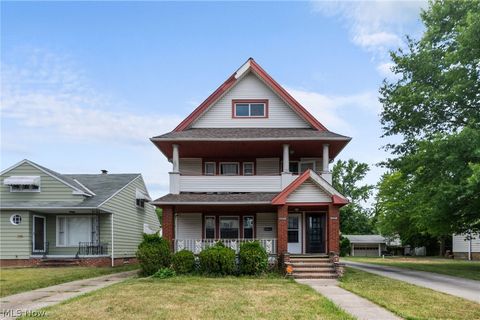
[{"left": 344, "top": 235, "right": 388, "bottom": 257}]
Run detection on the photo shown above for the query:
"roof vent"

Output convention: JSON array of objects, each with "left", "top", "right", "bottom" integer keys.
[{"left": 101, "top": 170, "right": 108, "bottom": 175}]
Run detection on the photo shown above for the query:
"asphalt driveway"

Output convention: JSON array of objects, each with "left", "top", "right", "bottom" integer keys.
[{"left": 344, "top": 260, "right": 480, "bottom": 303}]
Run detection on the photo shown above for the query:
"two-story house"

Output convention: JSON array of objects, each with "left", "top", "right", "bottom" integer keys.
[
  {"left": 151, "top": 58, "right": 350, "bottom": 269},
  {"left": 0, "top": 159, "right": 160, "bottom": 267}
]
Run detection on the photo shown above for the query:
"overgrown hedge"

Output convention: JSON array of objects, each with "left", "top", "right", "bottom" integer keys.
[
  {"left": 238, "top": 241, "right": 268, "bottom": 275},
  {"left": 172, "top": 250, "right": 196, "bottom": 274},
  {"left": 198, "top": 242, "right": 236, "bottom": 275},
  {"left": 136, "top": 234, "right": 171, "bottom": 276}
]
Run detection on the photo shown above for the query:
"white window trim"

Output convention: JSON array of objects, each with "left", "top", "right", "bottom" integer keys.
[
  {"left": 204, "top": 162, "right": 216, "bottom": 176},
  {"left": 204, "top": 215, "right": 216, "bottom": 239},
  {"left": 10, "top": 181, "right": 41, "bottom": 193},
  {"left": 56, "top": 215, "right": 94, "bottom": 248},
  {"left": 234, "top": 102, "right": 266, "bottom": 118},
  {"left": 219, "top": 162, "right": 240, "bottom": 176},
  {"left": 219, "top": 216, "right": 240, "bottom": 239},
  {"left": 32, "top": 215, "right": 46, "bottom": 252},
  {"left": 136, "top": 199, "right": 146, "bottom": 209},
  {"left": 300, "top": 160, "right": 316, "bottom": 172},
  {"left": 243, "top": 162, "right": 254, "bottom": 176},
  {"left": 243, "top": 215, "right": 254, "bottom": 239}
]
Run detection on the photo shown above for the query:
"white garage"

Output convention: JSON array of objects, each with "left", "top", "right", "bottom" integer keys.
[{"left": 344, "top": 235, "right": 388, "bottom": 257}]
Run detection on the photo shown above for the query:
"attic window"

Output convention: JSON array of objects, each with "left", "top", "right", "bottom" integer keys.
[
  {"left": 135, "top": 188, "right": 151, "bottom": 209},
  {"left": 4, "top": 176, "right": 41, "bottom": 192},
  {"left": 233, "top": 100, "right": 268, "bottom": 118}
]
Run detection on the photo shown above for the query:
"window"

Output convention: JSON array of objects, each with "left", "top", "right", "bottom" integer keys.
[
  {"left": 56, "top": 216, "right": 98, "bottom": 247},
  {"left": 243, "top": 162, "right": 254, "bottom": 175},
  {"left": 10, "top": 214, "right": 22, "bottom": 225},
  {"left": 136, "top": 199, "right": 145, "bottom": 208},
  {"left": 288, "top": 216, "right": 299, "bottom": 243},
  {"left": 205, "top": 216, "right": 215, "bottom": 239},
  {"left": 289, "top": 162, "right": 299, "bottom": 175},
  {"left": 300, "top": 161, "right": 315, "bottom": 173},
  {"left": 5, "top": 176, "right": 41, "bottom": 192},
  {"left": 233, "top": 101, "right": 267, "bottom": 118},
  {"left": 205, "top": 162, "right": 216, "bottom": 176},
  {"left": 220, "top": 162, "right": 239, "bottom": 175},
  {"left": 219, "top": 217, "right": 239, "bottom": 239},
  {"left": 10, "top": 184, "right": 40, "bottom": 192},
  {"left": 243, "top": 216, "right": 254, "bottom": 239}
]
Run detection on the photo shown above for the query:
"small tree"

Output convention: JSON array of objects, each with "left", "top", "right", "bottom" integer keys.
[{"left": 136, "top": 234, "right": 171, "bottom": 276}]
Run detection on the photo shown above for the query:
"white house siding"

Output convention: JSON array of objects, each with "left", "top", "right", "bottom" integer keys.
[
  {"left": 0, "top": 211, "right": 31, "bottom": 259},
  {"left": 191, "top": 73, "right": 311, "bottom": 128},
  {"left": 100, "top": 177, "right": 160, "bottom": 259},
  {"left": 179, "top": 175, "right": 281, "bottom": 192},
  {"left": 256, "top": 212, "right": 277, "bottom": 239},
  {"left": 179, "top": 158, "right": 202, "bottom": 175},
  {"left": 256, "top": 158, "right": 280, "bottom": 175},
  {"left": 287, "top": 180, "right": 332, "bottom": 203},
  {"left": 453, "top": 234, "right": 480, "bottom": 253},
  {"left": 175, "top": 213, "right": 202, "bottom": 239}
]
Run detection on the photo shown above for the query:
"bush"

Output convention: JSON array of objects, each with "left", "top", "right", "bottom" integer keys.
[
  {"left": 238, "top": 241, "right": 268, "bottom": 275},
  {"left": 152, "top": 267, "right": 176, "bottom": 279},
  {"left": 172, "top": 250, "right": 196, "bottom": 274},
  {"left": 340, "top": 236, "right": 351, "bottom": 257},
  {"left": 199, "top": 242, "right": 236, "bottom": 276},
  {"left": 136, "top": 234, "right": 172, "bottom": 276}
]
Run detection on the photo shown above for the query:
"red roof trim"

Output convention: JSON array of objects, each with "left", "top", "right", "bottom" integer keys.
[
  {"left": 173, "top": 58, "right": 328, "bottom": 132},
  {"left": 332, "top": 195, "right": 349, "bottom": 205},
  {"left": 271, "top": 170, "right": 312, "bottom": 205}
]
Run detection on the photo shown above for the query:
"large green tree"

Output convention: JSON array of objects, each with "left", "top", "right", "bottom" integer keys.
[
  {"left": 377, "top": 0, "right": 480, "bottom": 239},
  {"left": 332, "top": 159, "right": 374, "bottom": 235}
]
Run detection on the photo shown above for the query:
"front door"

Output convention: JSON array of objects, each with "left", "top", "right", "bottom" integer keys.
[
  {"left": 306, "top": 213, "right": 325, "bottom": 253},
  {"left": 287, "top": 214, "right": 302, "bottom": 253},
  {"left": 33, "top": 215, "right": 46, "bottom": 252}
]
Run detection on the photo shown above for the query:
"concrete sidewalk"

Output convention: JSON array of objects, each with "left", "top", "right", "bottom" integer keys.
[
  {"left": 344, "top": 260, "right": 480, "bottom": 303},
  {"left": 0, "top": 270, "right": 137, "bottom": 320},
  {"left": 296, "top": 279, "right": 402, "bottom": 320}
]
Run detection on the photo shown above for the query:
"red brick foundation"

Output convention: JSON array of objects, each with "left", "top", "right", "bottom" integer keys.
[
  {"left": 0, "top": 257, "right": 138, "bottom": 268},
  {"left": 0, "top": 258, "right": 42, "bottom": 267}
]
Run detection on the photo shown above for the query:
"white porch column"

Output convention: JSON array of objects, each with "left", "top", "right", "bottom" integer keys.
[
  {"left": 281, "top": 144, "right": 293, "bottom": 189},
  {"left": 321, "top": 144, "right": 332, "bottom": 184},
  {"left": 170, "top": 144, "right": 180, "bottom": 194}
]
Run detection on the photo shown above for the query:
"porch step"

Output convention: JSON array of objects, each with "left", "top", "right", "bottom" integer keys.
[
  {"left": 290, "top": 262, "right": 332, "bottom": 267},
  {"left": 291, "top": 265, "right": 335, "bottom": 271},
  {"left": 288, "top": 255, "right": 337, "bottom": 279},
  {"left": 290, "top": 257, "right": 330, "bottom": 263},
  {"left": 38, "top": 259, "right": 80, "bottom": 267},
  {"left": 293, "top": 272, "right": 338, "bottom": 279}
]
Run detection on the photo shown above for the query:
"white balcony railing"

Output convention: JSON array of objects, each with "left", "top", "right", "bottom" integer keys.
[
  {"left": 179, "top": 175, "right": 283, "bottom": 192},
  {"left": 174, "top": 239, "right": 277, "bottom": 255}
]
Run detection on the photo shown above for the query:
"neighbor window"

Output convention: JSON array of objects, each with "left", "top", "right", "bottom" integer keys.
[
  {"left": 56, "top": 216, "right": 98, "bottom": 247},
  {"left": 10, "top": 184, "right": 40, "bottom": 192},
  {"left": 220, "top": 163, "right": 239, "bottom": 175},
  {"left": 5, "top": 176, "right": 41, "bottom": 192},
  {"left": 233, "top": 101, "right": 267, "bottom": 118},
  {"left": 136, "top": 199, "right": 145, "bottom": 208},
  {"left": 205, "top": 216, "right": 215, "bottom": 239},
  {"left": 243, "top": 216, "right": 254, "bottom": 239},
  {"left": 243, "top": 162, "right": 254, "bottom": 175},
  {"left": 10, "top": 214, "right": 22, "bottom": 225},
  {"left": 219, "top": 217, "right": 239, "bottom": 239},
  {"left": 205, "top": 162, "right": 216, "bottom": 176}
]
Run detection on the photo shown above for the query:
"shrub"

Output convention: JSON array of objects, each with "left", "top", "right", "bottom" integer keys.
[
  {"left": 238, "top": 241, "right": 268, "bottom": 275},
  {"left": 172, "top": 250, "right": 196, "bottom": 274},
  {"left": 199, "top": 242, "right": 236, "bottom": 275},
  {"left": 136, "top": 234, "right": 172, "bottom": 276},
  {"left": 152, "top": 267, "right": 176, "bottom": 279},
  {"left": 340, "top": 236, "right": 351, "bottom": 257}
]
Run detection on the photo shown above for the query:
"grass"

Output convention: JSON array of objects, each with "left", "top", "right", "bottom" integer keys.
[
  {"left": 22, "top": 276, "right": 354, "bottom": 320},
  {"left": 340, "top": 267, "right": 480, "bottom": 320},
  {"left": 342, "top": 256, "right": 480, "bottom": 280},
  {"left": 0, "top": 264, "right": 138, "bottom": 297}
]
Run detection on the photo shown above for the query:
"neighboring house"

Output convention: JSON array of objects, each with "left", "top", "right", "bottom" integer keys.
[
  {"left": 344, "top": 235, "right": 405, "bottom": 257},
  {"left": 453, "top": 233, "right": 480, "bottom": 260},
  {"left": 150, "top": 58, "right": 350, "bottom": 262},
  {"left": 0, "top": 159, "right": 160, "bottom": 267}
]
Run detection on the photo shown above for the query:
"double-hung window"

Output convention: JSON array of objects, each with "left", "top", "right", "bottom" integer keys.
[
  {"left": 243, "top": 216, "right": 254, "bottom": 239},
  {"left": 219, "top": 217, "right": 239, "bottom": 239},
  {"left": 220, "top": 162, "right": 239, "bottom": 175},
  {"left": 243, "top": 162, "right": 254, "bottom": 175},
  {"left": 233, "top": 100, "right": 267, "bottom": 118},
  {"left": 56, "top": 216, "right": 98, "bottom": 247},
  {"left": 205, "top": 216, "right": 215, "bottom": 239},
  {"left": 204, "top": 162, "right": 216, "bottom": 176}
]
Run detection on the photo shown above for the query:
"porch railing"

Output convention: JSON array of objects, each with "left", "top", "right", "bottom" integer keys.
[
  {"left": 173, "top": 239, "right": 277, "bottom": 255},
  {"left": 32, "top": 241, "right": 49, "bottom": 257},
  {"left": 76, "top": 242, "right": 109, "bottom": 257}
]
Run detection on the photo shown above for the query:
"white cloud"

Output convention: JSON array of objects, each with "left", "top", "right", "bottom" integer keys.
[{"left": 376, "top": 61, "right": 396, "bottom": 78}]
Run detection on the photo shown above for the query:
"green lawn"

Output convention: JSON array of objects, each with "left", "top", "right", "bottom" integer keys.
[
  {"left": 22, "top": 276, "right": 354, "bottom": 320},
  {"left": 0, "top": 264, "right": 138, "bottom": 297},
  {"left": 343, "top": 256, "right": 480, "bottom": 280},
  {"left": 340, "top": 267, "right": 480, "bottom": 320}
]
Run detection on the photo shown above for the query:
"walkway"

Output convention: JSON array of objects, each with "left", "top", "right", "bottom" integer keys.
[
  {"left": 296, "top": 279, "right": 402, "bottom": 320},
  {"left": 344, "top": 261, "right": 480, "bottom": 303},
  {"left": 0, "top": 270, "right": 137, "bottom": 320}
]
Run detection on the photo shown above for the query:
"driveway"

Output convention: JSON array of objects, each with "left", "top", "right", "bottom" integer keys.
[{"left": 344, "top": 260, "right": 480, "bottom": 303}]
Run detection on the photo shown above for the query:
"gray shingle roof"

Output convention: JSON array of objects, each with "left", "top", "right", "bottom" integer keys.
[
  {"left": 152, "top": 128, "right": 350, "bottom": 141},
  {"left": 153, "top": 192, "right": 278, "bottom": 204},
  {"left": 343, "top": 235, "right": 387, "bottom": 244}
]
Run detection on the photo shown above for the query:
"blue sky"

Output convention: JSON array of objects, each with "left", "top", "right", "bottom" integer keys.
[{"left": 1, "top": 1, "right": 426, "bottom": 200}]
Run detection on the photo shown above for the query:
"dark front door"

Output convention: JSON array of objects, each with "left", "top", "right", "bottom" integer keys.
[
  {"left": 306, "top": 213, "right": 325, "bottom": 253},
  {"left": 33, "top": 216, "right": 45, "bottom": 252}
]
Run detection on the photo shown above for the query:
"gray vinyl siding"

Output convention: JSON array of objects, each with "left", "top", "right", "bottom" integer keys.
[
  {"left": 256, "top": 158, "right": 280, "bottom": 175},
  {"left": 179, "top": 158, "right": 202, "bottom": 175},
  {"left": 0, "top": 162, "right": 83, "bottom": 203},
  {"left": 0, "top": 211, "right": 31, "bottom": 259},
  {"left": 287, "top": 180, "right": 332, "bottom": 203},
  {"left": 453, "top": 234, "right": 480, "bottom": 253},
  {"left": 101, "top": 176, "right": 160, "bottom": 258},
  {"left": 176, "top": 213, "right": 202, "bottom": 239},
  {"left": 191, "top": 73, "right": 311, "bottom": 128},
  {"left": 256, "top": 212, "right": 277, "bottom": 239}
]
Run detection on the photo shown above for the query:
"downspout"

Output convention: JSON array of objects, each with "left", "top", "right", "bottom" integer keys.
[{"left": 111, "top": 214, "right": 114, "bottom": 267}]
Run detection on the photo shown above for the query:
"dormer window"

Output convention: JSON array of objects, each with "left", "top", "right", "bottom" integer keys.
[
  {"left": 4, "top": 176, "right": 41, "bottom": 192},
  {"left": 232, "top": 100, "right": 268, "bottom": 118},
  {"left": 135, "top": 188, "right": 152, "bottom": 209}
]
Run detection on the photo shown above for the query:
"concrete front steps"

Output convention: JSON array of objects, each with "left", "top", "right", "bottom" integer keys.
[
  {"left": 38, "top": 258, "right": 80, "bottom": 267},
  {"left": 289, "top": 254, "right": 338, "bottom": 279}
]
